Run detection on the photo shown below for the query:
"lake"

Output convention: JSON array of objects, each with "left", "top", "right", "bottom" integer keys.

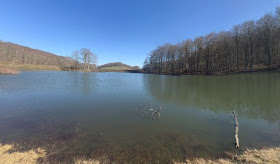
[{"left": 0, "top": 71, "right": 279, "bottom": 163}]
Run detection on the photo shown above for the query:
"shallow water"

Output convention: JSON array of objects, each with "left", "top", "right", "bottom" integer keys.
[{"left": 0, "top": 71, "right": 279, "bottom": 163}]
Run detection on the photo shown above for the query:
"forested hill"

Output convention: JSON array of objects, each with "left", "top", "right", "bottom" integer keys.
[
  {"left": 97, "top": 62, "right": 140, "bottom": 72},
  {"left": 0, "top": 41, "right": 72, "bottom": 67},
  {"left": 98, "top": 62, "right": 140, "bottom": 69},
  {"left": 98, "top": 62, "right": 133, "bottom": 69},
  {"left": 143, "top": 7, "right": 280, "bottom": 75}
]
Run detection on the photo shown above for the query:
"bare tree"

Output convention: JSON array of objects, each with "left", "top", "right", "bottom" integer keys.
[
  {"left": 143, "top": 7, "right": 280, "bottom": 75},
  {"left": 80, "top": 48, "right": 97, "bottom": 70},
  {"left": 0, "top": 41, "right": 73, "bottom": 67},
  {"left": 71, "top": 50, "right": 80, "bottom": 70}
]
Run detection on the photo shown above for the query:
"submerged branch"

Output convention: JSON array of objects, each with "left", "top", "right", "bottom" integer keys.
[{"left": 232, "top": 110, "right": 239, "bottom": 148}]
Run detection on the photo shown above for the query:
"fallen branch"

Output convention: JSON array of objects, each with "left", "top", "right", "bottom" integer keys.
[
  {"left": 152, "top": 107, "right": 162, "bottom": 119},
  {"left": 232, "top": 110, "right": 239, "bottom": 148}
]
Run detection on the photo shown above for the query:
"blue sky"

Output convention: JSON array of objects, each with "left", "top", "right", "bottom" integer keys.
[{"left": 0, "top": 0, "right": 279, "bottom": 67}]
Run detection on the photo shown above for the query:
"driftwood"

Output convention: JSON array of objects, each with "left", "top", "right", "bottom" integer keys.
[
  {"left": 152, "top": 107, "right": 162, "bottom": 119},
  {"left": 232, "top": 110, "right": 240, "bottom": 148},
  {"left": 136, "top": 104, "right": 162, "bottom": 119}
]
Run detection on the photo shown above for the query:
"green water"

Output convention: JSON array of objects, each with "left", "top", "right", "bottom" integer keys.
[{"left": 0, "top": 71, "right": 279, "bottom": 163}]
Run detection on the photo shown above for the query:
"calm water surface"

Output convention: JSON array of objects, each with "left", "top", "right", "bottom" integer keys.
[{"left": 0, "top": 71, "right": 279, "bottom": 163}]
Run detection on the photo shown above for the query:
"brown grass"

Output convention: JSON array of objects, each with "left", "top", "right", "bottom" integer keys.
[
  {"left": 0, "top": 144, "right": 45, "bottom": 164},
  {"left": 180, "top": 147, "right": 280, "bottom": 164},
  {"left": 0, "top": 144, "right": 100, "bottom": 164},
  {"left": 237, "top": 147, "right": 280, "bottom": 164},
  {"left": 74, "top": 159, "right": 100, "bottom": 164},
  {"left": 0, "top": 63, "right": 61, "bottom": 71},
  {"left": 0, "top": 144, "right": 279, "bottom": 164},
  {"left": 0, "top": 67, "right": 20, "bottom": 74}
]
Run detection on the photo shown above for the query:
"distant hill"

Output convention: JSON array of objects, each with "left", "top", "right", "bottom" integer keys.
[
  {"left": 98, "top": 62, "right": 140, "bottom": 72},
  {"left": 98, "top": 62, "right": 132, "bottom": 69},
  {"left": 0, "top": 41, "right": 72, "bottom": 67}
]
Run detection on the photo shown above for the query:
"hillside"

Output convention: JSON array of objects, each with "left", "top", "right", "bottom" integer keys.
[
  {"left": 98, "top": 62, "right": 140, "bottom": 72},
  {"left": 143, "top": 7, "right": 280, "bottom": 75},
  {"left": 0, "top": 41, "right": 73, "bottom": 68}
]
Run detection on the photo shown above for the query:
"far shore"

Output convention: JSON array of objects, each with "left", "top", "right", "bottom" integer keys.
[
  {"left": 0, "top": 67, "right": 20, "bottom": 75},
  {"left": 1, "top": 63, "right": 279, "bottom": 75},
  {"left": 0, "top": 63, "right": 61, "bottom": 71},
  {"left": 141, "top": 64, "right": 280, "bottom": 76}
]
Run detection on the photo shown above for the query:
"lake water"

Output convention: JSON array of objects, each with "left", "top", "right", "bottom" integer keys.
[{"left": 0, "top": 71, "right": 279, "bottom": 163}]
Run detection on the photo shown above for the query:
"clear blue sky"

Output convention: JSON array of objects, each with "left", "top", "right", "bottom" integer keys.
[{"left": 0, "top": 0, "right": 279, "bottom": 67}]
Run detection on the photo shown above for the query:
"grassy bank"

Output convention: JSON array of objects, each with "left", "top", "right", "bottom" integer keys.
[
  {"left": 100, "top": 66, "right": 132, "bottom": 70},
  {"left": 184, "top": 147, "right": 280, "bottom": 164},
  {"left": 0, "top": 63, "right": 61, "bottom": 71},
  {"left": 0, "top": 144, "right": 279, "bottom": 164},
  {"left": 98, "top": 66, "right": 133, "bottom": 72},
  {"left": 0, "top": 144, "right": 45, "bottom": 164},
  {"left": 0, "top": 67, "right": 20, "bottom": 74}
]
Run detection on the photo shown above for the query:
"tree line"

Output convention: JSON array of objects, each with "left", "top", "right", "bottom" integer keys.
[{"left": 143, "top": 7, "right": 280, "bottom": 75}]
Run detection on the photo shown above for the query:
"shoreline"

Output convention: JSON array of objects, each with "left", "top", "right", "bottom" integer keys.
[
  {"left": 0, "top": 144, "right": 279, "bottom": 164},
  {"left": 1, "top": 63, "right": 279, "bottom": 76},
  {"left": 0, "top": 63, "right": 61, "bottom": 71},
  {"left": 141, "top": 65, "right": 280, "bottom": 76},
  {"left": 0, "top": 67, "right": 20, "bottom": 75}
]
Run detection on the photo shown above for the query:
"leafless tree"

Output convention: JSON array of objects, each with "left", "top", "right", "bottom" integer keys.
[
  {"left": 80, "top": 48, "right": 97, "bottom": 70},
  {"left": 143, "top": 7, "right": 280, "bottom": 75}
]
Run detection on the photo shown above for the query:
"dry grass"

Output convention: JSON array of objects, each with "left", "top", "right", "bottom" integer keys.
[
  {"left": 100, "top": 66, "right": 131, "bottom": 70},
  {"left": 0, "top": 67, "right": 20, "bottom": 74},
  {"left": 0, "top": 144, "right": 100, "bottom": 164},
  {"left": 0, "top": 144, "right": 279, "bottom": 164},
  {"left": 0, "top": 63, "right": 61, "bottom": 71},
  {"left": 0, "top": 144, "right": 46, "bottom": 164},
  {"left": 183, "top": 158, "right": 233, "bottom": 164},
  {"left": 237, "top": 147, "right": 280, "bottom": 164},
  {"left": 74, "top": 159, "right": 100, "bottom": 164},
  {"left": 179, "top": 147, "right": 280, "bottom": 164},
  {"left": 99, "top": 66, "right": 133, "bottom": 72}
]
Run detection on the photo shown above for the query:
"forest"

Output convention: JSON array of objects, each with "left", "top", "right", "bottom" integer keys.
[
  {"left": 0, "top": 41, "right": 73, "bottom": 68},
  {"left": 0, "top": 41, "right": 99, "bottom": 71},
  {"left": 143, "top": 7, "right": 280, "bottom": 75}
]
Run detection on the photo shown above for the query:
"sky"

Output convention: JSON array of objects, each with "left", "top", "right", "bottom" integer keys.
[{"left": 0, "top": 0, "right": 279, "bottom": 67}]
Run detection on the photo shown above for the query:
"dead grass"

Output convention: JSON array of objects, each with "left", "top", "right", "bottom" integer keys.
[
  {"left": 237, "top": 147, "right": 280, "bottom": 164},
  {"left": 183, "top": 158, "right": 233, "bottom": 164},
  {"left": 74, "top": 159, "right": 100, "bottom": 164},
  {"left": 0, "top": 144, "right": 100, "bottom": 164},
  {"left": 0, "top": 67, "right": 20, "bottom": 74},
  {"left": 98, "top": 66, "right": 133, "bottom": 72},
  {"left": 100, "top": 66, "right": 132, "bottom": 70},
  {"left": 0, "top": 63, "right": 61, "bottom": 71},
  {"left": 179, "top": 147, "right": 280, "bottom": 164},
  {"left": 0, "top": 144, "right": 46, "bottom": 164},
  {"left": 0, "top": 144, "right": 279, "bottom": 164}
]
